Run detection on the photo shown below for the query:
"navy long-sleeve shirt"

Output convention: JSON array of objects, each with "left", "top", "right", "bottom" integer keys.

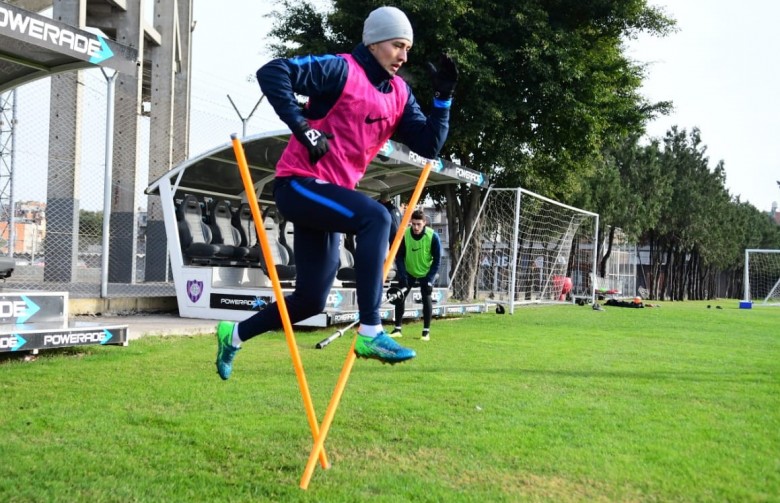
[{"left": 257, "top": 43, "right": 450, "bottom": 160}]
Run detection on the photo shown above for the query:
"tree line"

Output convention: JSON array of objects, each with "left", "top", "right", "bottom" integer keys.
[{"left": 580, "top": 128, "right": 780, "bottom": 300}]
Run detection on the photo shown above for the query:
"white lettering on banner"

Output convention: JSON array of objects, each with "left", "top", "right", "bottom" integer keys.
[
  {"left": 220, "top": 298, "right": 254, "bottom": 306},
  {"left": 0, "top": 301, "right": 27, "bottom": 319},
  {"left": 0, "top": 335, "right": 19, "bottom": 349},
  {"left": 0, "top": 6, "right": 101, "bottom": 57},
  {"left": 455, "top": 167, "right": 483, "bottom": 184},
  {"left": 327, "top": 292, "right": 343, "bottom": 306},
  {"left": 0, "top": 8, "right": 30, "bottom": 31},
  {"left": 408, "top": 151, "right": 430, "bottom": 167},
  {"left": 27, "top": 17, "right": 43, "bottom": 38},
  {"left": 333, "top": 312, "right": 359, "bottom": 323},
  {"left": 43, "top": 331, "right": 105, "bottom": 345}
]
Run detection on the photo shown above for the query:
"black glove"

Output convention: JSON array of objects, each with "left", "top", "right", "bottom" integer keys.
[
  {"left": 426, "top": 53, "right": 458, "bottom": 101},
  {"left": 292, "top": 121, "right": 334, "bottom": 164}
]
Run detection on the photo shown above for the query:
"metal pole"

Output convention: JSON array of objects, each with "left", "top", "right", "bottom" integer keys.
[
  {"left": 8, "top": 89, "right": 17, "bottom": 258},
  {"left": 592, "top": 214, "right": 600, "bottom": 304},
  {"left": 743, "top": 248, "right": 750, "bottom": 302},
  {"left": 227, "top": 94, "right": 265, "bottom": 138},
  {"left": 31, "top": 222, "right": 37, "bottom": 262},
  {"left": 100, "top": 69, "right": 118, "bottom": 298},
  {"left": 508, "top": 188, "right": 522, "bottom": 314}
]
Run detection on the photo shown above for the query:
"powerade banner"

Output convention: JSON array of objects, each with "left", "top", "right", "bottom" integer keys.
[
  {"left": 330, "top": 309, "right": 394, "bottom": 324},
  {"left": 0, "top": 326, "right": 127, "bottom": 353},
  {"left": 374, "top": 141, "right": 488, "bottom": 188},
  {"left": 0, "top": 294, "right": 65, "bottom": 325},
  {"left": 210, "top": 290, "right": 358, "bottom": 312},
  {"left": 0, "top": 2, "right": 138, "bottom": 75},
  {"left": 210, "top": 293, "right": 272, "bottom": 311}
]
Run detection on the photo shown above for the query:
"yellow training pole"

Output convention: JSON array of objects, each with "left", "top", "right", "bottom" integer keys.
[
  {"left": 300, "top": 161, "right": 435, "bottom": 489},
  {"left": 230, "top": 134, "right": 329, "bottom": 470}
]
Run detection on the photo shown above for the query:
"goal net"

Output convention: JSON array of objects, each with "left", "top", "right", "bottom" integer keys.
[
  {"left": 597, "top": 226, "right": 637, "bottom": 299},
  {"left": 449, "top": 187, "right": 598, "bottom": 313},
  {"left": 743, "top": 249, "right": 780, "bottom": 306}
]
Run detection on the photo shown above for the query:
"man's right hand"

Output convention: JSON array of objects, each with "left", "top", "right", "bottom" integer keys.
[{"left": 292, "top": 121, "right": 334, "bottom": 164}]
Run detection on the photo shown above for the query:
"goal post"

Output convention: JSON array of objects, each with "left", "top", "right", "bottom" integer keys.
[
  {"left": 743, "top": 249, "right": 780, "bottom": 306},
  {"left": 448, "top": 187, "right": 598, "bottom": 313}
]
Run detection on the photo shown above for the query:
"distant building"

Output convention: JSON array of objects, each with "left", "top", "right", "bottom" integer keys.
[
  {"left": 0, "top": 200, "right": 46, "bottom": 256},
  {"left": 771, "top": 202, "right": 780, "bottom": 225}
]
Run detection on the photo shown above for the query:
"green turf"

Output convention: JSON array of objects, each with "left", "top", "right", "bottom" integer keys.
[{"left": 1, "top": 301, "right": 778, "bottom": 502}]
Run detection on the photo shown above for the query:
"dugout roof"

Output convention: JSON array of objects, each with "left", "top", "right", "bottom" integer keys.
[
  {"left": 0, "top": 1, "right": 139, "bottom": 93},
  {"left": 146, "top": 130, "right": 490, "bottom": 203}
]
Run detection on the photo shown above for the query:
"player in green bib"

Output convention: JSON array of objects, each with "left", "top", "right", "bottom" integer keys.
[{"left": 391, "top": 210, "right": 441, "bottom": 341}]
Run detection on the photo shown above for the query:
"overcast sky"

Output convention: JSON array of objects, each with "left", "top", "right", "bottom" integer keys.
[
  {"left": 626, "top": 0, "right": 780, "bottom": 212},
  {"left": 190, "top": 1, "right": 780, "bottom": 212}
]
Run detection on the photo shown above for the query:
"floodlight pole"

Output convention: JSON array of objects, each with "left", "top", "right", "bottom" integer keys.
[
  {"left": 99, "top": 68, "right": 118, "bottom": 298},
  {"left": 227, "top": 94, "right": 264, "bottom": 138}
]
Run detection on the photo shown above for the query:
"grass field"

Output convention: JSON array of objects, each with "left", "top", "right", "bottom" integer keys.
[{"left": 1, "top": 300, "right": 779, "bottom": 502}]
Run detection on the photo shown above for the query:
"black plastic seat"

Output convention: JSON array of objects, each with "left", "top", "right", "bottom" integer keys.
[
  {"left": 232, "top": 203, "right": 262, "bottom": 264},
  {"left": 176, "top": 194, "right": 221, "bottom": 264},
  {"left": 0, "top": 256, "right": 14, "bottom": 279},
  {"left": 257, "top": 206, "right": 296, "bottom": 281},
  {"left": 336, "top": 234, "right": 357, "bottom": 286},
  {"left": 208, "top": 199, "right": 250, "bottom": 261},
  {"left": 279, "top": 218, "right": 295, "bottom": 266},
  {"left": 263, "top": 207, "right": 296, "bottom": 281}
]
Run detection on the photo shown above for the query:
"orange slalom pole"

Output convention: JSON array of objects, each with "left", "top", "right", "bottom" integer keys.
[
  {"left": 230, "top": 134, "right": 329, "bottom": 470},
  {"left": 300, "top": 161, "right": 435, "bottom": 489}
]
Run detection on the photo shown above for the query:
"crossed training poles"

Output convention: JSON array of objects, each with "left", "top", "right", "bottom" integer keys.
[{"left": 230, "top": 134, "right": 434, "bottom": 490}]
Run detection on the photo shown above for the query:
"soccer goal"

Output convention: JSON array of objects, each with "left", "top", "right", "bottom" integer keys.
[
  {"left": 743, "top": 249, "right": 780, "bottom": 306},
  {"left": 449, "top": 187, "right": 599, "bottom": 314}
]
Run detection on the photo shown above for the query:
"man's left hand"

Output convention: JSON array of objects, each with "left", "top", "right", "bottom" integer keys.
[{"left": 427, "top": 53, "right": 459, "bottom": 101}]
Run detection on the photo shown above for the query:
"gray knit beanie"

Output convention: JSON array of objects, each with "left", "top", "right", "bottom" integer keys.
[{"left": 362, "top": 6, "right": 413, "bottom": 46}]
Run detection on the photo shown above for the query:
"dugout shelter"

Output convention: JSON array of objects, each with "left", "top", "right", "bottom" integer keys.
[{"left": 146, "top": 131, "right": 490, "bottom": 327}]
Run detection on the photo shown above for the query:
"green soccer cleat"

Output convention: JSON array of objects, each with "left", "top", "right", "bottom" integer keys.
[
  {"left": 354, "top": 332, "right": 416, "bottom": 364},
  {"left": 215, "top": 321, "right": 240, "bottom": 380}
]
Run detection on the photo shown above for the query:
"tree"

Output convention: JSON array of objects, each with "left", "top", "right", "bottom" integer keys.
[
  {"left": 631, "top": 127, "right": 780, "bottom": 301},
  {"left": 79, "top": 210, "right": 103, "bottom": 249},
  {"left": 578, "top": 134, "right": 672, "bottom": 277},
  {"left": 266, "top": 0, "right": 674, "bottom": 284}
]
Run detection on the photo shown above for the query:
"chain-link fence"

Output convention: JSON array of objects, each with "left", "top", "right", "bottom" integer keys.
[
  {"left": 0, "top": 69, "right": 167, "bottom": 298},
  {"left": 0, "top": 50, "right": 290, "bottom": 300}
]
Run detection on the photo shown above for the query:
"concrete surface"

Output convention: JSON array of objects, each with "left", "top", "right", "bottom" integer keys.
[{"left": 75, "top": 313, "right": 218, "bottom": 341}]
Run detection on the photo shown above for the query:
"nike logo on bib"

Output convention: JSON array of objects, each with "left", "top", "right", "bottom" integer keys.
[{"left": 364, "top": 115, "right": 388, "bottom": 124}]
